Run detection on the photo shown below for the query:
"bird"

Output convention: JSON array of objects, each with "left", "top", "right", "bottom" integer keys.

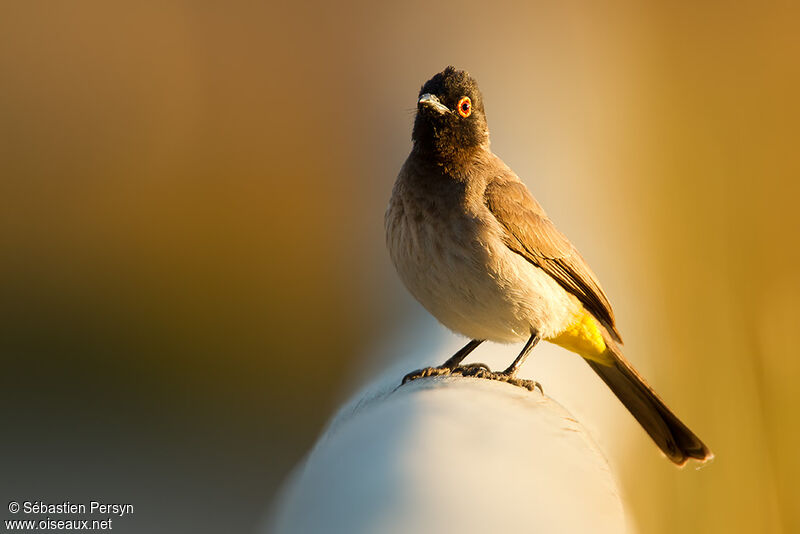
[{"left": 385, "top": 66, "right": 712, "bottom": 466}]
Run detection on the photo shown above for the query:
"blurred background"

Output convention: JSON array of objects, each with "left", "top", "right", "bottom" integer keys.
[{"left": 1, "top": 1, "right": 798, "bottom": 532}]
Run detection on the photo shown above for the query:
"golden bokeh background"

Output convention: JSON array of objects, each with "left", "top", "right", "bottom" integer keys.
[{"left": 1, "top": 1, "right": 798, "bottom": 532}]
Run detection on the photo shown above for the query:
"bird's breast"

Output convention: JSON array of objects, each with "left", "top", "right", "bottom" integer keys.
[{"left": 386, "top": 180, "right": 580, "bottom": 343}]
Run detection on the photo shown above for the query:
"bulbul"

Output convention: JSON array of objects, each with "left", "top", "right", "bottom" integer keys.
[{"left": 385, "top": 66, "right": 712, "bottom": 466}]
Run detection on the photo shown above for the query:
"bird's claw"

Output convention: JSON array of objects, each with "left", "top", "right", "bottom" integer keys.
[
  {"left": 401, "top": 366, "right": 453, "bottom": 384},
  {"left": 458, "top": 362, "right": 491, "bottom": 372},
  {"left": 401, "top": 364, "right": 543, "bottom": 393}
]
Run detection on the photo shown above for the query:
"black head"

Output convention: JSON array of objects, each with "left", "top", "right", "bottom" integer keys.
[{"left": 412, "top": 66, "right": 489, "bottom": 159}]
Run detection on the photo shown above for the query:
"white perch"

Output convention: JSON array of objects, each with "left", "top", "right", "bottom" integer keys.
[{"left": 269, "top": 373, "right": 629, "bottom": 534}]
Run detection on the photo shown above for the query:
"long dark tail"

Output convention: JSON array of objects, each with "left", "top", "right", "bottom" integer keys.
[{"left": 586, "top": 332, "right": 712, "bottom": 466}]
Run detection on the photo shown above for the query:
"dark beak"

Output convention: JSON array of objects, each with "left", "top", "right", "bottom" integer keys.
[{"left": 418, "top": 93, "right": 450, "bottom": 114}]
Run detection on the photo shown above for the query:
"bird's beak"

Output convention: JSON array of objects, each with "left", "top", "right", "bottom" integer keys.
[{"left": 418, "top": 93, "right": 450, "bottom": 115}]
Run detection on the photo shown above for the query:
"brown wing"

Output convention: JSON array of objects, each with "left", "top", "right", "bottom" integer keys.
[{"left": 484, "top": 174, "right": 622, "bottom": 342}]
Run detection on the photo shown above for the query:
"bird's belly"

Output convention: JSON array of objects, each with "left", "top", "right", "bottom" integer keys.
[{"left": 388, "top": 210, "right": 579, "bottom": 343}]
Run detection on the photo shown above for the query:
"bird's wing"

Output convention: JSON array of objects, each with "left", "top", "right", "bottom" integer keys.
[{"left": 484, "top": 174, "right": 622, "bottom": 342}]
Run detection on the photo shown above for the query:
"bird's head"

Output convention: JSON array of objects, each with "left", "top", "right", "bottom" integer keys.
[{"left": 412, "top": 66, "right": 489, "bottom": 160}]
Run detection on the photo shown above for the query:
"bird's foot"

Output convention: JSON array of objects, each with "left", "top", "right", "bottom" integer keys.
[
  {"left": 458, "top": 362, "right": 492, "bottom": 372},
  {"left": 401, "top": 366, "right": 453, "bottom": 384},
  {"left": 454, "top": 366, "right": 543, "bottom": 393},
  {"left": 401, "top": 362, "right": 492, "bottom": 385},
  {"left": 401, "top": 364, "right": 543, "bottom": 393}
]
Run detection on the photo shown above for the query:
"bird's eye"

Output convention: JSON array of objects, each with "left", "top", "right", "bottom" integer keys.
[{"left": 457, "top": 96, "right": 472, "bottom": 118}]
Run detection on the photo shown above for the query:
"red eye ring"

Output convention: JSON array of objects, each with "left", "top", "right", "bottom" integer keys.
[{"left": 457, "top": 96, "right": 472, "bottom": 118}]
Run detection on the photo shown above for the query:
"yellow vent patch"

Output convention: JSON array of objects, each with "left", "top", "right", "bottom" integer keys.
[{"left": 546, "top": 310, "right": 610, "bottom": 365}]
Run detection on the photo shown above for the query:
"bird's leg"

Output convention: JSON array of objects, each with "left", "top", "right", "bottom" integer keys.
[
  {"left": 500, "top": 333, "right": 540, "bottom": 376},
  {"left": 402, "top": 339, "right": 485, "bottom": 384},
  {"left": 441, "top": 339, "right": 485, "bottom": 369},
  {"left": 401, "top": 336, "right": 543, "bottom": 393},
  {"left": 455, "top": 333, "right": 544, "bottom": 393},
  {"left": 451, "top": 332, "right": 543, "bottom": 392}
]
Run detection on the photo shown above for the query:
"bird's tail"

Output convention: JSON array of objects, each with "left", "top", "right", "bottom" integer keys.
[{"left": 586, "top": 331, "right": 713, "bottom": 466}]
